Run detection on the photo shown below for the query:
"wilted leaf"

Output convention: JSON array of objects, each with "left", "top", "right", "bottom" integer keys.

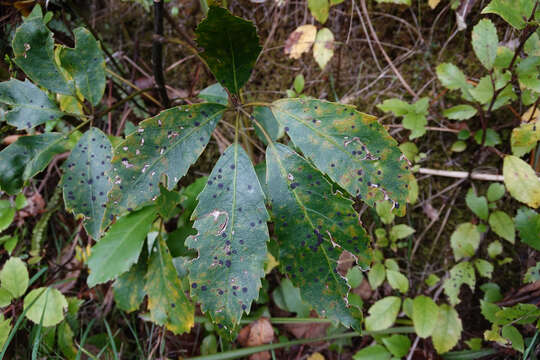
[
  {"left": 503, "top": 155, "right": 540, "bottom": 208},
  {"left": 313, "top": 28, "right": 334, "bottom": 70},
  {"left": 284, "top": 25, "right": 317, "bottom": 60},
  {"left": 24, "top": 287, "right": 68, "bottom": 327}
]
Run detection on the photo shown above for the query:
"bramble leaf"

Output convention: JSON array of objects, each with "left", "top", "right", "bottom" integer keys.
[
  {"left": 12, "top": 6, "right": 73, "bottom": 94},
  {"left": 62, "top": 128, "right": 112, "bottom": 239},
  {"left": 266, "top": 143, "right": 368, "bottom": 331},
  {"left": 107, "top": 103, "right": 225, "bottom": 216},
  {"left": 59, "top": 27, "right": 106, "bottom": 106},
  {"left": 87, "top": 206, "right": 157, "bottom": 287},
  {"left": 271, "top": 98, "right": 411, "bottom": 215},
  {"left": 145, "top": 237, "right": 194, "bottom": 335},
  {"left": 0, "top": 79, "right": 63, "bottom": 129},
  {"left": 186, "top": 144, "right": 269, "bottom": 333},
  {"left": 0, "top": 133, "right": 66, "bottom": 195},
  {"left": 503, "top": 155, "right": 540, "bottom": 208},
  {"left": 471, "top": 19, "right": 498, "bottom": 70},
  {"left": 195, "top": 6, "right": 261, "bottom": 95}
]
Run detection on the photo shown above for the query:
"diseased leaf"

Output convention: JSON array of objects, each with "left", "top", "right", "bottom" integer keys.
[
  {"left": 284, "top": 25, "right": 317, "bottom": 60},
  {"left": 266, "top": 143, "right": 367, "bottom": 331},
  {"left": 0, "top": 133, "right": 66, "bottom": 195},
  {"left": 471, "top": 19, "right": 498, "bottom": 70},
  {"left": 489, "top": 211, "right": 515, "bottom": 243},
  {"left": 113, "top": 255, "right": 147, "bottom": 313},
  {"left": 0, "top": 257, "right": 29, "bottom": 298},
  {"left": 186, "top": 144, "right": 269, "bottom": 332},
  {"left": 107, "top": 103, "right": 225, "bottom": 217},
  {"left": 145, "top": 237, "right": 194, "bottom": 335},
  {"left": 443, "top": 105, "right": 477, "bottom": 120},
  {"left": 195, "top": 6, "right": 261, "bottom": 94},
  {"left": 308, "top": 0, "right": 329, "bottom": 23},
  {"left": 12, "top": 6, "right": 73, "bottom": 94},
  {"left": 412, "top": 295, "right": 439, "bottom": 338},
  {"left": 0, "top": 79, "right": 63, "bottom": 129},
  {"left": 365, "top": 296, "right": 401, "bottom": 332},
  {"left": 444, "top": 261, "right": 476, "bottom": 305},
  {"left": 87, "top": 206, "right": 157, "bottom": 287},
  {"left": 62, "top": 128, "right": 112, "bottom": 239},
  {"left": 450, "top": 223, "right": 480, "bottom": 261},
  {"left": 503, "top": 155, "right": 540, "bottom": 208},
  {"left": 198, "top": 83, "right": 228, "bottom": 105},
  {"left": 515, "top": 207, "right": 540, "bottom": 250},
  {"left": 271, "top": 98, "right": 411, "bottom": 215},
  {"left": 431, "top": 304, "right": 462, "bottom": 354},
  {"left": 517, "top": 57, "right": 540, "bottom": 92},
  {"left": 313, "top": 28, "right": 334, "bottom": 70},
  {"left": 59, "top": 27, "right": 106, "bottom": 106},
  {"left": 23, "top": 287, "right": 68, "bottom": 327},
  {"left": 511, "top": 120, "right": 539, "bottom": 157}
]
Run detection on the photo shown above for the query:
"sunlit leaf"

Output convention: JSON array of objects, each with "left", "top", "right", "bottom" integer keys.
[
  {"left": 444, "top": 261, "right": 476, "bottom": 305},
  {"left": 23, "top": 287, "right": 68, "bottom": 327},
  {"left": 503, "top": 155, "right": 540, "bottom": 208},
  {"left": 450, "top": 222, "right": 480, "bottom": 261},
  {"left": 412, "top": 295, "right": 439, "bottom": 338},
  {"left": 431, "top": 304, "right": 462, "bottom": 354},
  {"left": 0, "top": 257, "right": 28, "bottom": 298},
  {"left": 284, "top": 25, "right": 317, "bottom": 60},
  {"left": 365, "top": 296, "right": 401, "bottom": 332},
  {"left": 471, "top": 19, "right": 498, "bottom": 70}
]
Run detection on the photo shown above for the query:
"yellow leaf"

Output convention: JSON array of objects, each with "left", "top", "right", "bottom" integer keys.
[
  {"left": 428, "top": 0, "right": 441, "bottom": 9},
  {"left": 503, "top": 155, "right": 540, "bottom": 208},
  {"left": 284, "top": 25, "right": 317, "bottom": 60},
  {"left": 313, "top": 28, "right": 334, "bottom": 70},
  {"left": 307, "top": 353, "right": 325, "bottom": 360}
]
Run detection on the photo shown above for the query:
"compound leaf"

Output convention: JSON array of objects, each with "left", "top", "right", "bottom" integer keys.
[
  {"left": 107, "top": 103, "right": 225, "bottom": 217},
  {"left": 271, "top": 98, "right": 411, "bottom": 215},
  {"left": 266, "top": 143, "right": 368, "bottom": 331},
  {"left": 186, "top": 144, "right": 269, "bottom": 333},
  {"left": 87, "top": 206, "right": 157, "bottom": 287},
  {"left": 62, "top": 128, "right": 112, "bottom": 239},
  {"left": 145, "top": 237, "right": 194, "bottom": 334},
  {"left": 59, "top": 27, "right": 106, "bottom": 105},
  {"left": 0, "top": 79, "right": 63, "bottom": 129},
  {"left": 195, "top": 6, "right": 261, "bottom": 95},
  {"left": 23, "top": 287, "right": 68, "bottom": 327},
  {"left": 0, "top": 133, "right": 66, "bottom": 195},
  {"left": 12, "top": 6, "right": 73, "bottom": 94}
]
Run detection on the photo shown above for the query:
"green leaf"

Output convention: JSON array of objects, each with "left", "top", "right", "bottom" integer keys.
[
  {"left": 271, "top": 98, "right": 411, "bottom": 215},
  {"left": 198, "top": 83, "right": 228, "bottom": 105},
  {"left": 365, "top": 296, "right": 401, "bottom": 332},
  {"left": 515, "top": 207, "right": 540, "bottom": 250},
  {"left": 487, "top": 240, "right": 503, "bottom": 258},
  {"left": 186, "top": 143, "right": 269, "bottom": 332},
  {"left": 471, "top": 19, "right": 498, "bottom": 70},
  {"left": 308, "top": 0, "right": 329, "bottom": 23},
  {"left": 482, "top": 0, "right": 535, "bottom": 30},
  {"left": 23, "top": 287, "right": 68, "bottom": 327},
  {"left": 0, "top": 288, "right": 12, "bottom": 307},
  {"left": 377, "top": 98, "right": 410, "bottom": 116},
  {"left": 470, "top": 76, "right": 494, "bottom": 104},
  {"left": 511, "top": 120, "right": 539, "bottom": 157},
  {"left": 474, "top": 259, "right": 494, "bottom": 279},
  {"left": 524, "top": 262, "right": 540, "bottom": 283},
  {"left": 0, "top": 257, "right": 29, "bottom": 298},
  {"left": 436, "top": 63, "right": 471, "bottom": 97},
  {"left": 107, "top": 103, "right": 225, "bottom": 216},
  {"left": 503, "top": 155, "right": 540, "bottom": 208},
  {"left": 253, "top": 106, "right": 284, "bottom": 145},
  {"left": 431, "top": 304, "right": 462, "bottom": 354},
  {"left": 474, "top": 129, "right": 501, "bottom": 147},
  {"left": 113, "top": 255, "right": 147, "bottom": 313},
  {"left": 195, "top": 6, "right": 261, "bottom": 95},
  {"left": 443, "top": 105, "right": 477, "bottom": 120},
  {"left": 145, "top": 237, "right": 194, "bottom": 335},
  {"left": 0, "top": 133, "right": 66, "bottom": 195},
  {"left": 0, "top": 315, "right": 11, "bottom": 352},
  {"left": 313, "top": 28, "right": 334, "bottom": 70},
  {"left": 12, "top": 6, "right": 73, "bottom": 94},
  {"left": 62, "top": 128, "right": 112, "bottom": 239},
  {"left": 293, "top": 74, "right": 305, "bottom": 94},
  {"left": 376, "top": 200, "right": 395, "bottom": 224},
  {"left": 412, "top": 295, "right": 439, "bottom": 338},
  {"left": 378, "top": 98, "right": 428, "bottom": 139},
  {"left": 386, "top": 270, "right": 409, "bottom": 293},
  {"left": 450, "top": 223, "right": 480, "bottom": 261},
  {"left": 451, "top": 140, "right": 467, "bottom": 152},
  {"left": 516, "top": 57, "right": 540, "bottom": 92},
  {"left": 389, "top": 224, "right": 415, "bottom": 241},
  {"left": 444, "top": 261, "right": 476, "bottom": 305},
  {"left": 489, "top": 211, "right": 515, "bottom": 243},
  {"left": 353, "top": 345, "right": 391, "bottom": 360},
  {"left": 266, "top": 143, "right": 367, "bottom": 331},
  {"left": 59, "top": 27, "right": 106, "bottom": 105},
  {"left": 398, "top": 142, "right": 418, "bottom": 162},
  {"left": 425, "top": 274, "right": 440, "bottom": 287},
  {"left": 57, "top": 322, "right": 77, "bottom": 360},
  {"left": 272, "top": 278, "right": 311, "bottom": 317},
  {"left": 487, "top": 183, "right": 505, "bottom": 202},
  {"left": 502, "top": 325, "right": 524, "bottom": 353},
  {"left": 0, "top": 79, "right": 63, "bottom": 130},
  {"left": 0, "top": 201, "right": 14, "bottom": 233},
  {"left": 87, "top": 206, "right": 157, "bottom": 287},
  {"left": 465, "top": 188, "right": 489, "bottom": 220},
  {"left": 375, "top": 0, "right": 411, "bottom": 4},
  {"left": 381, "top": 334, "right": 411, "bottom": 358},
  {"left": 368, "top": 263, "right": 386, "bottom": 289}
]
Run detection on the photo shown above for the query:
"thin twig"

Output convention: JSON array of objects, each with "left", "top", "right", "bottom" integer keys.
[{"left": 152, "top": 0, "right": 170, "bottom": 108}]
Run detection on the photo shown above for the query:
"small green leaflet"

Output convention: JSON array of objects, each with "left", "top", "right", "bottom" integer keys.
[
  {"left": 252, "top": 106, "right": 284, "bottom": 145},
  {"left": 0, "top": 79, "right": 63, "bottom": 129},
  {"left": 266, "top": 143, "right": 368, "bottom": 331},
  {"left": 87, "top": 206, "right": 157, "bottom": 287},
  {"left": 270, "top": 99, "right": 411, "bottom": 215},
  {"left": 59, "top": 27, "right": 106, "bottom": 106},
  {"left": 195, "top": 6, "right": 261, "bottom": 95},
  {"left": 377, "top": 97, "right": 429, "bottom": 139},
  {"left": 107, "top": 103, "right": 225, "bottom": 216},
  {"left": 431, "top": 304, "right": 462, "bottom": 354},
  {"left": 23, "top": 287, "right": 68, "bottom": 327},
  {"left": 412, "top": 295, "right": 439, "bottom": 338},
  {"left": 0, "top": 133, "right": 66, "bottom": 195},
  {"left": 515, "top": 207, "right": 540, "bottom": 250},
  {"left": 145, "top": 237, "right": 194, "bottom": 335},
  {"left": 62, "top": 128, "right": 112, "bottom": 239},
  {"left": 186, "top": 144, "right": 269, "bottom": 333},
  {"left": 12, "top": 5, "right": 73, "bottom": 95}
]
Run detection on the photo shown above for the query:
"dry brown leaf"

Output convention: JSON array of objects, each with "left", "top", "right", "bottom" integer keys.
[
  {"left": 353, "top": 277, "right": 373, "bottom": 300},
  {"left": 284, "top": 310, "right": 329, "bottom": 342},
  {"left": 238, "top": 318, "right": 274, "bottom": 360},
  {"left": 284, "top": 25, "right": 317, "bottom": 59},
  {"left": 522, "top": 106, "right": 540, "bottom": 123}
]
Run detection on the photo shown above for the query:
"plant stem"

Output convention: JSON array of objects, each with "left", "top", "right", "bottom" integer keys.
[
  {"left": 152, "top": 0, "right": 170, "bottom": 108},
  {"left": 194, "top": 316, "right": 333, "bottom": 325},
  {"left": 106, "top": 68, "right": 162, "bottom": 107}
]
